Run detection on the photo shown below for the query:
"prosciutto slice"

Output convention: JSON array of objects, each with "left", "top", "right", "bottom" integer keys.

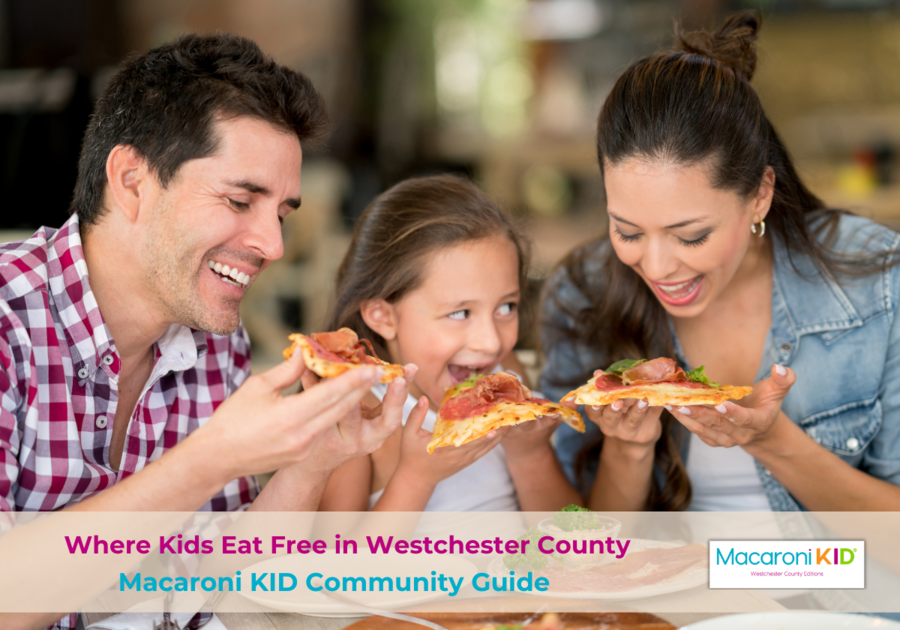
[
  {"left": 540, "top": 543, "right": 708, "bottom": 593},
  {"left": 620, "top": 357, "right": 689, "bottom": 386},
  {"left": 440, "top": 373, "right": 532, "bottom": 421},
  {"left": 308, "top": 329, "right": 381, "bottom": 365}
]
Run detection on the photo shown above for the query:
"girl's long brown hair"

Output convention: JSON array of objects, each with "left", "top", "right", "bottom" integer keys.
[
  {"left": 543, "top": 11, "right": 898, "bottom": 511},
  {"left": 328, "top": 174, "right": 530, "bottom": 359}
]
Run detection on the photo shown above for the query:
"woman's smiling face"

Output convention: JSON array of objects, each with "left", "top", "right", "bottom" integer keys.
[{"left": 604, "top": 159, "right": 774, "bottom": 318}]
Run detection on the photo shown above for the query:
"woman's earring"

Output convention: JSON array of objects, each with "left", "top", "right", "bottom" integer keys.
[{"left": 751, "top": 219, "right": 766, "bottom": 237}]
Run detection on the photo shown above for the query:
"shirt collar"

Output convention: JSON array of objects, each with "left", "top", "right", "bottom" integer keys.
[
  {"left": 46, "top": 214, "right": 208, "bottom": 381},
  {"left": 46, "top": 214, "right": 117, "bottom": 378}
]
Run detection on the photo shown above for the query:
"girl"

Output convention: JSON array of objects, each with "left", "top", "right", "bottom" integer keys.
[
  {"left": 541, "top": 12, "right": 900, "bottom": 512},
  {"left": 319, "top": 174, "right": 581, "bottom": 512}
]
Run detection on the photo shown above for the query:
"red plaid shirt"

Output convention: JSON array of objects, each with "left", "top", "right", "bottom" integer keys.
[{"left": 0, "top": 214, "right": 259, "bottom": 513}]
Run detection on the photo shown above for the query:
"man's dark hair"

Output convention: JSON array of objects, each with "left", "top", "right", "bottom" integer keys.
[{"left": 71, "top": 32, "right": 329, "bottom": 226}]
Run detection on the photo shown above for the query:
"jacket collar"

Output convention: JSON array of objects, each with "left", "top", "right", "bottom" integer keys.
[{"left": 770, "top": 234, "right": 862, "bottom": 364}]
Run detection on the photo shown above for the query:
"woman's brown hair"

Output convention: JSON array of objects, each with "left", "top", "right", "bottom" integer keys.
[
  {"left": 543, "top": 11, "right": 895, "bottom": 511},
  {"left": 328, "top": 174, "right": 530, "bottom": 360}
]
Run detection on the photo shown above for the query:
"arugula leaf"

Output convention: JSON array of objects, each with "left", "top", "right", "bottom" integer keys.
[
  {"left": 552, "top": 505, "right": 601, "bottom": 532},
  {"left": 686, "top": 365, "right": 719, "bottom": 387},
  {"left": 503, "top": 527, "right": 557, "bottom": 571},
  {"left": 448, "top": 373, "right": 480, "bottom": 398},
  {"left": 605, "top": 359, "right": 646, "bottom": 376}
]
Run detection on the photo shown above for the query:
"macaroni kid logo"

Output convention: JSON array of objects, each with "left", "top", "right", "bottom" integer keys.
[{"left": 709, "top": 540, "right": 865, "bottom": 589}]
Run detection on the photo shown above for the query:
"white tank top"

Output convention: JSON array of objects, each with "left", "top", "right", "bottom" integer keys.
[
  {"left": 686, "top": 433, "right": 770, "bottom": 511},
  {"left": 369, "top": 369, "right": 520, "bottom": 512}
]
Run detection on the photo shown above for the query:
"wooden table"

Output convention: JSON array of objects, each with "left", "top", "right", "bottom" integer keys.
[
  {"left": 83, "top": 588, "right": 786, "bottom": 629},
  {"left": 214, "top": 612, "right": 716, "bottom": 629}
]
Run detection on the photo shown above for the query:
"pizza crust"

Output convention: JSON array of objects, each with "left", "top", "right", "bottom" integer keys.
[
  {"left": 428, "top": 401, "right": 585, "bottom": 454},
  {"left": 562, "top": 378, "right": 752, "bottom": 407},
  {"left": 283, "top": 333, "right": 404, "bottom": 384}
]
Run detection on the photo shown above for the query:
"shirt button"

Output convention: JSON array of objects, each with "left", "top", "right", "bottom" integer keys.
[
  {"left": 846, "top": 437, "right": 859, "bottom": 451},
  {"left": 780, "top": 342, "right": 792, "bottom": 353},
  {"left": 77, "top": 367, "right": 89, "bottom": 379},
  {"left": 103, "top": 355, "right": 114, "bottom": 366},
  {"left": 95, "top": 415, "right": 108, "bottom": 429}
]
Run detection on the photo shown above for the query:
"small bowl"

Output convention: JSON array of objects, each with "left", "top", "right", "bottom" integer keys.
[{"left": 537, "top": 516, "right": 623, "bottom": 566}]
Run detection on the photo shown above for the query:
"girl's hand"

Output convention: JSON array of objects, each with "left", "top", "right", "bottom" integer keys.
[
  {"left": 502, "top": 414, "right": 562, "bottom": 459},
  {"left": 667, "top": 364, "right": 796, "bottom": 449},
  {"left": 396, "top": 397, "right": 509, "bottom": 487}
]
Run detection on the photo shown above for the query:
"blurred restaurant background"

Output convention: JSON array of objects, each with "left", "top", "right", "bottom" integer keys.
[{"left": 0, "top": 0, "right": 899, "bottom": 368}]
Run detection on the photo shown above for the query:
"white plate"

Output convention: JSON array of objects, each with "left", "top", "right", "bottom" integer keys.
[
  {"left": 682, "top": 612, "right": 900, "bottom": 630},
  {"left": 240, "top": 552, "right": 477, "bottom": 615},
  {"left": 488, "top": 539, "right": 707, "bottom": 601}
]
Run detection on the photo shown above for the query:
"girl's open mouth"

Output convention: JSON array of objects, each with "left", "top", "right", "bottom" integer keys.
[{"left": 447, "top": 364, "right": 490, "bottom": 384}]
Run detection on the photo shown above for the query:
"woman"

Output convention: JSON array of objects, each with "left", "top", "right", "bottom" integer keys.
[{"left": 540, "top": 11, "right": 900, "bottom": 512}]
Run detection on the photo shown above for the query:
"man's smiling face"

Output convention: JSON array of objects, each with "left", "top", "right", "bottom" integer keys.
[{"left": 139, "top": 115, "right": 303, "bottom": 335}]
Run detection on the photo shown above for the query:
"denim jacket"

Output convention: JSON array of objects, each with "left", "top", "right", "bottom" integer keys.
[{"left": 540, "top": 212, "right": 900, "bottom": 511}]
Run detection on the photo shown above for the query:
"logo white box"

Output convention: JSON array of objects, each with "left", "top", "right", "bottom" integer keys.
[{"left": 709, "top": 540, "right": 865, "bottom": 589}]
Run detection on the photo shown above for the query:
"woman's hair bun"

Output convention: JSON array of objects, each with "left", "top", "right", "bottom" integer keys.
[{"left": 676, "top": 10, "right": 760, "bottom": 82}]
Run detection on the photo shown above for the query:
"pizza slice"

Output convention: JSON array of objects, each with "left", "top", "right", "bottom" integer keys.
[
  {"left": 283, "top": 328, "right": 404, "bottom": 383},
  {"left": 562, "top": 357, "right": 752, "bottom": 407},
  {"left": 428, "top": 372, "right": 585, "bottom": 453}
]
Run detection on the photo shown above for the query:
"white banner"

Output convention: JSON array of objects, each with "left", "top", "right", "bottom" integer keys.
[{"left": 709, "top": 540, "right": 865, "bottom": 589}]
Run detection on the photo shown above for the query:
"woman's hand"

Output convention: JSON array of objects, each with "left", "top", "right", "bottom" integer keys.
[
  {"left": 395, "top": 398, "right": 509, "bottom": 488},
  {"left": 502, "top": 413, "right": 562, "bottom": 459},
  {"left": 583, "top": 387, "right": 663, "bottom": 511},
  {"left": 667, "top": 364, "right": 796, "bottom": 449},
  {"left": 584, "top": 369, "right": 665, "bottom": 452}
]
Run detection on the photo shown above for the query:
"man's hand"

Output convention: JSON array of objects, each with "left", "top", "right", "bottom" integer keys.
[
  {"left": 191, "top": 349, "right": 400, "bottom": 485},
  {"left": 292, "top": 364, "right": 418, "bottom": 474}
]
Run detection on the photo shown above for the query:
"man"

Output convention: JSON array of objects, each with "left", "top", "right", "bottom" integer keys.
[{"left": 0, "top": 33, "right": 414, "bottom": 630}]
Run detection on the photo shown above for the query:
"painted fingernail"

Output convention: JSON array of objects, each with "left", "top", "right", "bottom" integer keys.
[
  {"left": 393, "top": 377, "right": 406, "bottom": 390},
  {"left": 715, "top": 404, "right": 728, "bottom": 414},
  {"left": 637, "top": 399, "right": 648, "bottom": 409},
  {"left": 775, "top": 364, "right": 787, "bottom": 376},
  {"left": 592, "top": 405, "right": 602, "bottom": 411},
  {"left": 611, "top": 401, "right": 622, "bottom": 411},
  {"left": 678, "top": 406, "right": 691, "bottom": 415},
  {"left": 664, "top": 405, "right": 673, "bottom": 411}
]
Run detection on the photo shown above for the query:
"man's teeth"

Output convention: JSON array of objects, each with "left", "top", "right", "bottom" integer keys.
[{"left": 207, "top": 259, "right": 250, "bottom": 287}]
